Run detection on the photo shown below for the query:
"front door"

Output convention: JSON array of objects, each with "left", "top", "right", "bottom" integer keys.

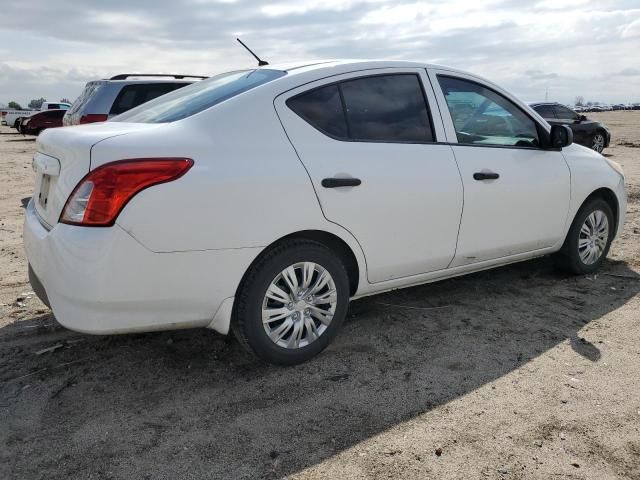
[
  {"left": 430, "top": 71, "right": 571, "bottom": 267},
  {"left": 275, "top": 69, "right": 464, "bottom": 283}
]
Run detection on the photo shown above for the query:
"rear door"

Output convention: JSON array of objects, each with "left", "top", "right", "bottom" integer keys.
[
  {"left": 430, "top": 70, "right": 570, "bottom": 267},
  {"left": 275, "top": 68, "right": 463, "bottom": 283}
]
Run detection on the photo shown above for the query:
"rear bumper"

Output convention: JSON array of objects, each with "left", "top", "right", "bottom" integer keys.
[
  {"left": 23, "top": 200, "right": 260, "bottom": 335},
  {"left": 28, "top": 264, "right": 50, "bottom": 308}
]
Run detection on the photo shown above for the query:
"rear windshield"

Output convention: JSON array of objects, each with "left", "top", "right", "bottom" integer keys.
[
  {"left": 112, "top": 69, "right": 286, "bottom": 123},
  {"left": 67, "top": 81, "right": 104, "bottom": 116}
]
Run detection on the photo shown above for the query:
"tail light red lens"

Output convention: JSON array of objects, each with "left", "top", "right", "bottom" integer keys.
[
  {"left": 60, "top": 158, "right": 194, "bottom": 227},
  {"left": 79, "top": 114, "right": 108, "bottom": 124}
]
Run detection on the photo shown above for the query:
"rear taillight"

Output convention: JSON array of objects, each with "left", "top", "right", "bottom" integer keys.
[
  {"left": 79, "top": 114, "right": 108, "bottom": 124},
  {"left": 60, "top": 158, "right": 194, "bottom": 227},
  {"left": 1, "top": 111, "right": 6, "bottom": 117}
]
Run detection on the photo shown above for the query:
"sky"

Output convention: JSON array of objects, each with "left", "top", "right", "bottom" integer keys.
[{"left": 1, "top": 0, "right": 639, "bottom": 108}]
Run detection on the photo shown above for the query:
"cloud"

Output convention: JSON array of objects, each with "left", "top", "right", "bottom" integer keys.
[
  {"left": 615, "top": 67, "right": 640, "bottom": 76},
  {"left": 0, "top": 0, "right": 639, "bottom": 105},
  {"left": 524, "top": 70, "right": 559, "bottom": 81}
]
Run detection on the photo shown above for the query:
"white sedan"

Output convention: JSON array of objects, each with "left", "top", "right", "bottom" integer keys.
[{"left": 24, "top": 60, "right": 626, "bottom": 364}]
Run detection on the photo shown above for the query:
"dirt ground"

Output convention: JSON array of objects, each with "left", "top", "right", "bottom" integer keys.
[{"left": 1, "top": 112, "right": 639, "bottom": 480}]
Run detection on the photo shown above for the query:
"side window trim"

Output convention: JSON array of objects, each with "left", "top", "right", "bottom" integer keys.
[
  {"left": 428, "top": 69, "right": 549, "bottom": 149},
  {"left": 286, "top": 72, "right": 438, "bottom": 145}
]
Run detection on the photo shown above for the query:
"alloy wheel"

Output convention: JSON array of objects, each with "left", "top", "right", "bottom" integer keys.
[
  {"left": 578, "top": 210, "right": 609, "bottom": 265},
  {"left": 261, "top": 262, "right": 337, "bottom": 349},
  {"left": 591, "top": 133, "right": 605, "bottom": 153}
]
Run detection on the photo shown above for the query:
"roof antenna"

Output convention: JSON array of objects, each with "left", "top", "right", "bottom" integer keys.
[{"left": 236, "top": 38, "right": 269, "bottom": 67}]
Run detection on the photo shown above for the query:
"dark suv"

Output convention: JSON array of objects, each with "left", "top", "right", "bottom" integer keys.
[
  {"left": 529, "top": 102, "right": 611, "bottom": 153},
  {"left": 63, "top": 74, "right": 206, "bottom": 126}
]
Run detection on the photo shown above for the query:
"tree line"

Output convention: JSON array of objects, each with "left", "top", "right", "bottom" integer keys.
[{"left": 4, "top": 97, "right": 72, "bottom": 110}]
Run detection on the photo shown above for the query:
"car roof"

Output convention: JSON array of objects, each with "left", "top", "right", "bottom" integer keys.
[
  {"left": 262, "top": 59, "right": 468, "bottom": 76},
  {"left": 528, "top": 102, "right": 559, "bottom": 107}
]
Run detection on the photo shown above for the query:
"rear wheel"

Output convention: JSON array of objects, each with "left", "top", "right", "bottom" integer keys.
[
  {"left": 555, "top": 198, "right": 614, "bottom": 274},
  {"left": 232, "top": 239, "right": 350, "bottom": 365},
  {"left": 591, "top": 131, "right": 606, "bottom": 153}
]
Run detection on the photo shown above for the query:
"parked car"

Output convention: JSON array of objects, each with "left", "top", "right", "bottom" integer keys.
[
  {"left": 1, "top": 102, "right": 71, "bottom": 128},
  {"left": 529, "top": 102, "right": 611, "bottom": 153},
  {"left": 18, "top": 109, "right": 66, "bottom": 135},
  {"left": 24, "top": 60, "right": 626, "bottom": 365},
  {"left": 62, "top": 74, "right": 206, "bottom": 126}
]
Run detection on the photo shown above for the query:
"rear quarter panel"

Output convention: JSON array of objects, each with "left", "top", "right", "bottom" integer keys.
[{"left": 101, "top": 91, "right": 366, "bottom": 275}]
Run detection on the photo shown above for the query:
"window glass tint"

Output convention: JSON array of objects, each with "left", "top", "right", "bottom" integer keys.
[
  {"left": 113, "top": 69, "right": 286, "bottom": 123},
  {"left": 111, "top": 87, "right": 138, "bottom": 114},
  {"left": 47, "top": 104, "right": 60, "bottom": 109},
  {"left": 341, "top": 75, "right": 433, "bottom": 142},
  {"left": 533, "top": 104, "right": 556, "bottom": 118},
  {"left": 67, "top": 82, "right": 104, "bottom": 116},
  {"left": 438, "top": 76, "right": 539, "bottom": 147},
  {"left": 286, "top": 85, "right": 348, "bottom": 138},
  {"left": 110, "top": 83, "right": 190, "bottom": 115},
  {"left": 554, "top": 105, "right": 579, "bottom": 120}
]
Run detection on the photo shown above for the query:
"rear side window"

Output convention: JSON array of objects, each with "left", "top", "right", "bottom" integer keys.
[
  {"left": 113, "top": 69, "right": 286, "bottom": 123},
  {"left": 286, "top": 85, "right": 348, "bottom": 138},
  {"left": 342, "top": 75, "right": 433, "bottom": 142},
  {"left": 47, "top": 103, "right": 60, "bottom": 109},
  {"left": 109, "top": 83, "right": 189, "bottom": 115},
  {"left": 287, "top": 74, "right": 434, "bottom": 143}
]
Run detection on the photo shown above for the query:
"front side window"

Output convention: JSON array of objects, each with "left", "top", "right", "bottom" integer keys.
[
  {"left": 533, "top": 104, "right": 556, "bottom": 118},
  {"left": 287, "top": 74, "right": 434, "bottom": 143},
  {"left": 553, "top": 105, "right": 579, "bottom": 121},
  {"left": 113, "top": 69, "right": 286, "bottom": 123},
  {"left": 438, "top": 76, "right": 540, "bottom": 148}
]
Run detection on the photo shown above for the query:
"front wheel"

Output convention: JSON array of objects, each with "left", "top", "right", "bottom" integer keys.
[
  {"left": 232, "top": 239, "right": 350, "bottom": 365},
  {"left": 591, "top": 132, "right": 606, "bottom": 153},
  {"left": 555, "top": 198, "right": 614, "bottom": 274}
]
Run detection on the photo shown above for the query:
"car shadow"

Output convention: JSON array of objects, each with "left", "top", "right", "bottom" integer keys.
[
  {"left": 7, "top": 138, "right": 35, "bottom": 142},
  {"left": 1, "top": 257, "right": 639, "bottom": 479}
]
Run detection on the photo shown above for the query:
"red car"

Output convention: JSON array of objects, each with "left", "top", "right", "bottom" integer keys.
[{"left": 18, "top": 109, "right": 66, "bottom": 136}]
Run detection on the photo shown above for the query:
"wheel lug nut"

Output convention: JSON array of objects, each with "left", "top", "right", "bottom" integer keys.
[
  {"left": 304, "top": 308, "right": 310, "bottom": 315},
  {"left": 287, "top": 303, "right": 293, "bottom": 310}
]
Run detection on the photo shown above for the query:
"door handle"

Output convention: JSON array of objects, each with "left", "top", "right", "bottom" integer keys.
[
  {"left": 473, "top": 172, "right": 499, "bottom": 181},
  {"left": 321, "top": 177, "right": 362, "bottom": 188}
]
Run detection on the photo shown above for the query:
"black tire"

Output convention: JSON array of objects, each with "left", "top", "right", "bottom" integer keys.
[
  {"left": 555, "top": 197, "right": 614, "bottom": 274},
  {"left": 232, "top": 239, "right": 350, "bottom": 365}
]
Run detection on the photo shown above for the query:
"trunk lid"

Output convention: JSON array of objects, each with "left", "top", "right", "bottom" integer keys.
[{"left": 33, "top": 123, "right": 161, "bottom": 228}]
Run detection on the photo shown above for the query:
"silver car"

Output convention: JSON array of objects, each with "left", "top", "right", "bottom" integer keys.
[{"left": 62, "top": 74, "right": 206, "bottom": 126}]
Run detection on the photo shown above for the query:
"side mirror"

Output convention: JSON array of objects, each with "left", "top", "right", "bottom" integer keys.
[{"left": 550, "top": 124, "right": 573, "bottom": 149}]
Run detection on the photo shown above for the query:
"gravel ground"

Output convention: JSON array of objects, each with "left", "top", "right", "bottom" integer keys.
[{"left": 1, "top": 112, "right": 639, "bottom": 479}]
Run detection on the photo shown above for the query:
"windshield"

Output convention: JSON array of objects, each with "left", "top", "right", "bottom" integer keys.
[{"left": 112, "top": 69, "right": 286, "bottom": 123}]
